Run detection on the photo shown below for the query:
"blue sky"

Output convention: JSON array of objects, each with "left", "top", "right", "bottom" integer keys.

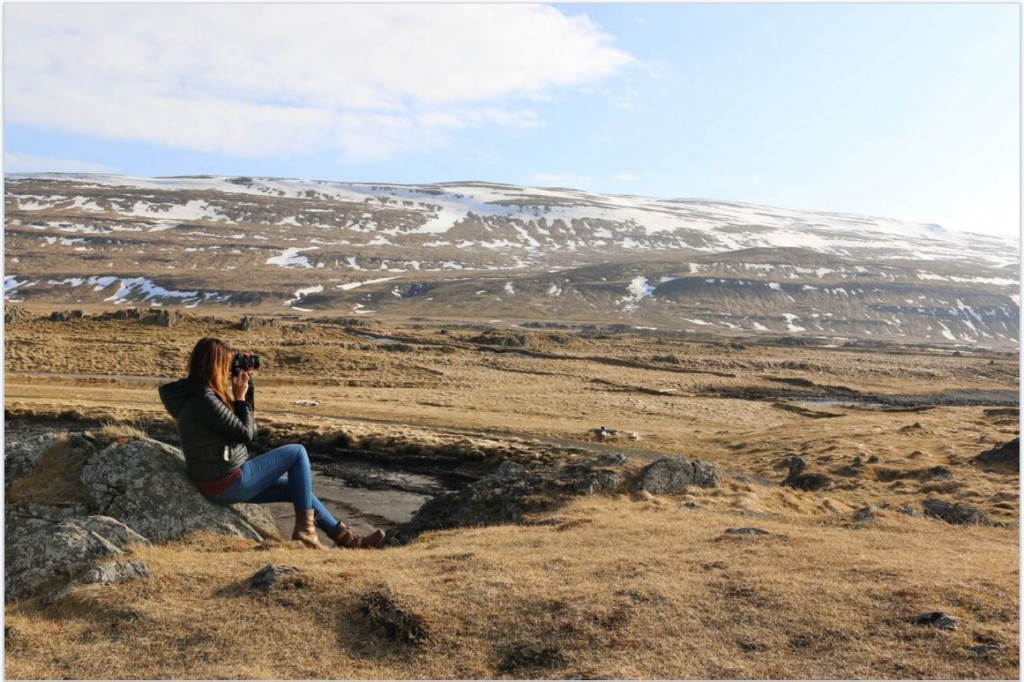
[{"left": 3, "top": 3, "right": 1020, "bottom": 237}]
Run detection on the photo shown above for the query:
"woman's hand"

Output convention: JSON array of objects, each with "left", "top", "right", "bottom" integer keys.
[{"left": 231, "top": 371, "right": 250, "bottom": 401}]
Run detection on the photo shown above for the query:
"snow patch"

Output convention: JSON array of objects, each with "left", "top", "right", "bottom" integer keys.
[
  {"left": 336, "top": 276, "right": 400, "bottom": 291},
  {"left": 266, "top": 247, "right": 319, "bottom": 268},
  {"left": 627, "top": 276, "right": 655, "bottom": 299}
]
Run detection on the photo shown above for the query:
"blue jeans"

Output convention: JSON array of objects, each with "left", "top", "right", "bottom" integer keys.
[{"left": 210, "top": 444, "right": 343, "bottom": 537}]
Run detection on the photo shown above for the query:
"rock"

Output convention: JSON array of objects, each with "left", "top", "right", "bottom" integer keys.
[
  {"left": 469, "top": 332, "right": 528, "bottom": 348},
  {"left": 238, "top": 316, "right": 277, "bottom": 332},
  {"left": 48, "top": 310, "right": 84, "bottom": 322},
  {"left": 4, "top": 432, "right": 59, "bottom": 489},
  {"left": 153, "top": 309, "right": 183, "bottom": 328},
  {"left": 637, "top": 457, "right": 721, "bottom": 495},
  {"left": 914, "top": 611, "right": 958, "bottom": 630},
  {"left": 921, "top": 499, "right": 992, "bottom": 526},
  {"left": 5, "top": 432, "right": 280, "bottom": 600},
  {"left": 968, "top": 644, "right": 1004, "bottom": 656},
  {"left": 867, "top": 454, "right": 880, "bottom": 463},
  {"left": 294, "top": 399, "right": 320, "bottom": 407},
  {"left": 79, "top": 437, "right": 278, "bottom": 543},
  {"left": 249, "top": 564, "right": 306, "bottom": 592},
  {"left": 591, "top": 426, "right": 620, "bottom": 442},
  {"left": 927, "top": 466, "right": 954, "bottom": 481},
  {"left": 594, "top": 453, "right": 629, "bottom": 467},
  {"left": 724, "top": 527, "right": 769, "bottom": 536},
  {"left": 972, "top": 438, "right": 1019, "bottom": 472},
  {"left": 781, "top": 456, "right": 832, "bottom": 491},
  {"left": 387, "top": 454, "right": 628, "bottom": 545},
  {"left": 359, "top": 585, "right": 431, "bottom": 646},
  {"left": 852, "top": 506, "right": 877, "bottom": 523},
  {"left": 46, "top": 559, "right": 150, "bottom": 603},
  {"left": 4, "top": 512, "right": 149, "bottom": 600}
]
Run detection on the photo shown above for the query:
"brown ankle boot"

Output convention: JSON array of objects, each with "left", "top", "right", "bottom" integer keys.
[
  {"left": 330, "top": 525, "right": 385, "bottom": 550},
  {"left": 291, "top": 509, "right": 324, "bottom": 550}
]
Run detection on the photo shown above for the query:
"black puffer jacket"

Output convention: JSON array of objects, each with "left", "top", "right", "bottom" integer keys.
[{"left": 158, "top": 378, "right": 256, "bottom": 482}]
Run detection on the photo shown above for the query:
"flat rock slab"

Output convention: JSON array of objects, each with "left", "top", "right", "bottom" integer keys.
[{"left": 724, "top": 527, "right": 770, "bottom": 536}]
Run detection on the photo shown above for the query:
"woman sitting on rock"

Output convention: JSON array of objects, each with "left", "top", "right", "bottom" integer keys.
[{"left": 158, "top": 337, "right": 384, "bottom": 550}]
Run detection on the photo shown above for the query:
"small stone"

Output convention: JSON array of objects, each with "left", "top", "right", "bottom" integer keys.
[
  {"left": 681, "top": 502, "right": 699, "bottom": 510},
  {"left": 968, "top": 644, "right": 1003, "bottom": 657},
  {"left": 249, "top": 564, "right": 305, "bottom": 592},
  {"left": 867, "top": 454, "right": 880, "bottom": 463},
  {"left": 852, "top": 506, "right": 876, "bottom": 523},
  {"left": 724, "top": 527, "right": 770, "bottom": 536},
  {"left": 914, "top": 611, "right": 958, "bottom": 631}
]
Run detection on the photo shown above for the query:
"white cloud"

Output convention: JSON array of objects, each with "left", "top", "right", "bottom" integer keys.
[
  {"left": 5, "top": 5, "right": 635, "bottom": 161},
  {"left": 613, "top": 173, "right": 638, "bottom": 182},
  {"left": 4, "top": 152, "right": 116, "bottom": 174}
]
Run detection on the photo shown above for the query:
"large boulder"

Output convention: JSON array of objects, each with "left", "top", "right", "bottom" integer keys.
[
  {"left": 5, "top": 431, "right": 280, "bottom": 600},
  {"left": 637, "top": 456, "right": 721, "bottom": 494},
  {"left": 79, "top": 437, "right": 277, "bottom": 542}
]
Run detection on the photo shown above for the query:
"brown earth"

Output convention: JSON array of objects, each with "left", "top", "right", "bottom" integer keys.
[{"left": 3, "top": 307, "right": 1020, "bottom": 679}]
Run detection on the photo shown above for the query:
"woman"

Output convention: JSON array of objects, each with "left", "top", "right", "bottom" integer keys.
[{"left": 158, "top": 337, "right": 384, "bottom": 550}]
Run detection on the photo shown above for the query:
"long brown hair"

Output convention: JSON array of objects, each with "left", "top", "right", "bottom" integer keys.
[{"left": 187, "top": 337, "right": 235, "bottom": 412}]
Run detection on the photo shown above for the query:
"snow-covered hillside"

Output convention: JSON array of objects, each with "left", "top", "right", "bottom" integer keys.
[{"left": 4, "top": 173, "right": 1019, "bottom": 347}]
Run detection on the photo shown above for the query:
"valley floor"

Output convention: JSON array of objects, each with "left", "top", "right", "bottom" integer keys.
[{"left": 3, "top": 310, "right": 1020, "bottom": 679}]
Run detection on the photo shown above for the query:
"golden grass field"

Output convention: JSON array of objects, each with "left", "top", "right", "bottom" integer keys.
[{"left": 3, "top": 308, "right": 1020, "bottom": 679}]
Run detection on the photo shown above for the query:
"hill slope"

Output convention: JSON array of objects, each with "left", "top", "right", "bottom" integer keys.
[{"left": 4, "top": 173, "right": 1019, "bottom": 347}]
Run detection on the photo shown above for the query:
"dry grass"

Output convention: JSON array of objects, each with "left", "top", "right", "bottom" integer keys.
[
  {"left": 5, "top": 492, "right": 1019, "bottom": 680},
  {"left": 93, "top": 420, "right": 150, "bottom": 445},
  {"left": 4, "top": 313, "right": 1018, "bottom": 679}
]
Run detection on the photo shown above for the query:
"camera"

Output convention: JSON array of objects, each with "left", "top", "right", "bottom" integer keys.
[{"left": 231, "top": 353, "right": 261, "bottom": 377}]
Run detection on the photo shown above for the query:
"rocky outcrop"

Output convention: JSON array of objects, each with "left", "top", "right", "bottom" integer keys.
[
  {"left": 5, "top": 430, "right": 279, "bottom": 600},
  {"left": 972, "top": 438, "right": 1019, "bottom": 473},
  {"left": 386, "top": 454, "right": 628, "bottom": 545},
  {"left": 5, "top": 506, "right": 149, "bottom": 600},
  {"left": 921, "top": 499, "right": 993, "bottom": 526}
]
